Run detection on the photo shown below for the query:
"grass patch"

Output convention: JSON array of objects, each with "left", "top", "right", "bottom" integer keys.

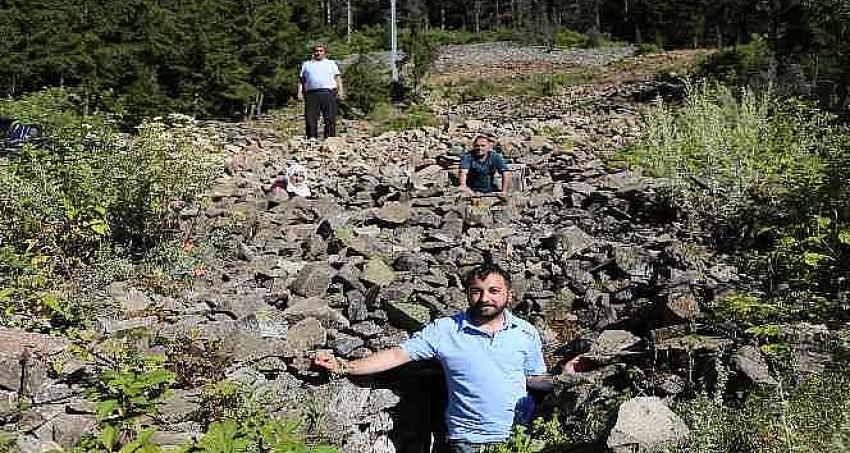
[
  {"left": 433, "top": 69, "right": 596, "bottom": 103},
  {"left": 368, "top": 103, "right": 440, "bottom": 135}
]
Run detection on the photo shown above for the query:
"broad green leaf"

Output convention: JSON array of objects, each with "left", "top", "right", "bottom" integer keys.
[
  {"left": 97, "top": 399, "right": 120, "bottom": 419},
  {"left": 100, "top": 424, "right": 118, "bottom": 449},
  {"left": 0, "top": 288, "right": 14, "bottom": 302},
  {"left": 839, "top": 230, "right": 850, "bottom": 245},
  {"left": 89, "top": 220, "right": 110, "bottom": 235},
  {"left": 803, "top": 252, "right": 829, "bottom": 267}
]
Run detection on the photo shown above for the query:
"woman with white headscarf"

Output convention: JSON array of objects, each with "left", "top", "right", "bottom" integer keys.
[{"left": 284, "top": 163, "right": 311, "bottom": 198}]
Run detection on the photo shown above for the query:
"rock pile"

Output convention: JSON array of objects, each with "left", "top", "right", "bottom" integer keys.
[
  {"left": 433, "top": 42, "right": 635, "bottom": 73},
  {"left": 2, "top": 45, "right": 771, "bottom": 453}
]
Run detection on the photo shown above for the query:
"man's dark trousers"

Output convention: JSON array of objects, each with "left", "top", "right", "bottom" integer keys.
[{"left": 304, "top": 89, "right": 337, "bottom": 139}]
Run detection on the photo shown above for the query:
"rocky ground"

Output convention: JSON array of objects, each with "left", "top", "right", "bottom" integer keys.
[{"left": 0, "top": 44, "right": 784, "bottom": 453}]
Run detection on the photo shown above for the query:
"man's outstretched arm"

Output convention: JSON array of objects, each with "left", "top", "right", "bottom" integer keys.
[
  {"left": 313, "top": 347, "right": 412, "bottom": 376},
  {"left": 525, "top": 355, "right": 587, "bottom": 391}
]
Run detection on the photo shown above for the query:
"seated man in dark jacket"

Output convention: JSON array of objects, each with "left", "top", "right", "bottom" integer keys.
[{"left": 458, "top": 135, "right": 512, "bottom": 196}]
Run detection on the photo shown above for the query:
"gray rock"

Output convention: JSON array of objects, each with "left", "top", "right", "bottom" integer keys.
[
  {"left": 613, "top": 246, "right": 655, "bottom": 282},
  {"left": 732, "top": 345, "right": 778, "bottom": 387},
  {"left": 587, "top": 329, "right": 641, "bottom": 363},
  {"left": 106, "top": 282, "right": 153, "bottom": 315},
  {"left": 283, "top": 298, "right": 349, "bottom": 329},
  {"left": 350, "top": 321, "right": 383, "bottom": 339},
  {"left": 347, "top": 290, "right": 369, "bottom": 322},
  {"left": 607, "top": 397, "right": 689, "bottom": 452},
  {"left": 281, "top": 318, "right": 328, "bottom": 357},
  {"left": 373, "top": 202, "right": 412, "bottom": 225},
  {"left": 553, "top": 227, "right": 596, "bottom": 259},
  {"left": 331, "top": 332, "right": 365, "bottom": 357},
  {"left": 96, "top": 316, "right": 159, "bottom": 335},
  {"left": 157, "top": 389, "right": 201, "bottom": 424},
  {"left": 35, "top": 413, "right": 96, "bottom": 448},
  {"left": 660, "top": 292, "right": 701, "bottom": 324},
  {"left": 385, "top": 301, "right": 431, "bottom": 331},
  {"left": 361, "top": 258, "right": 396, "bottom": 287},
  {"left": 289, "top": 263, "right": 336, "bottom": 297}
]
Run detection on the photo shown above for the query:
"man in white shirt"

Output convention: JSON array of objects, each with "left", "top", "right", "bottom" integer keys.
[{"left": 297, "top": 44, "right": 344, "bottom": 139}]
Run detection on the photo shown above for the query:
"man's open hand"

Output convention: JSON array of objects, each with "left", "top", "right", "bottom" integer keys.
[
  {"left": 564, "top": 355, "right": 591, "bottom": 373},
  {"left": 312, "top": 352, "right": 339, "bottom": 373}
]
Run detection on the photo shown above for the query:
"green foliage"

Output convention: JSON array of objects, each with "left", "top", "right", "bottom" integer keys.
[
  {"left": 615, "top": 82, "right": 849, "bottom": 322},
  {"left": 698, "top": 35, "right": 774, "bottom": 89},
  {"left": 188, "top": 419, "right": 336, "bottom": 453},
  {"left": 190, "top": 381, "right": 337, "bottom": 453},
  {"left": 671, "top": 368, "right": 850, "bottom": 452},
  {"left": 554, "top": 28, "right": 592, "bottom": 48},
  {"left": 636, "top": 43, "right": 665, "bottom": 55},
  {"left": 0, "top": 90, "right": 222, "bottom": 331},
  {"left": 322, "top": 25, "right": 387, "bottom": 57},
  {"left": 340, "top": 55, "right": 390, "bottom": 116},
  {"left": 162, "top": 332, "right": 231, "bottom": 388},
  {"left": 90, "top": 359, "right": 175, "bottom": 422},
  {"left": 483, "top": 425, "right": 541, "bottom": 453},
  {"left": 0, "top": 0, "right": 306, "bottom": 119},
  {"left": 75, "top": 344, "right": 176, "bottom": 453},
  {"left": 368, "top": 103, "right": 440, "bottom": 135},
  {"left": 424, "top": 27, "right": 520, "bottom": 46},
  {"left": 710, "top": 294, "right": 782, "bottom": 327},
  {"left": 0, "top": 432, "right": 17, "bottom": 452},
  {"left": 437, "top": 69, "right": 595, "bottom": 104},
  {"left": 196, "top": 380, "right": 268, "bottom": 426},
  {"left": 481, "top": 413, "right": 571, "bottom": 453}
]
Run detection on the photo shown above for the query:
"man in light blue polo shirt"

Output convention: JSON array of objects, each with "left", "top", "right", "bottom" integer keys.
[{"left": 313, "top": 263, "right": 567, "bottom": 452}]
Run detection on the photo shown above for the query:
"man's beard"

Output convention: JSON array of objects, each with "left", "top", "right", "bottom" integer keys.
[{"left": 468, "top": 303, "right": 505, "bottom": 322}]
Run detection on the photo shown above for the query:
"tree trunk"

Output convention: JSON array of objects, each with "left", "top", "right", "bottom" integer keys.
[
  {"left": 347, "top": 0, "right": 352, "bottom": 43},
  {"left": 475, "top": 0, "right": 481, "bottom": 34},
  {"left": 441, "top": 4, "right": 446, "bottom": 30}
]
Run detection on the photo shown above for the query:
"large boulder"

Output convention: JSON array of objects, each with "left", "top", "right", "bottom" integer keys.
[{"left": 607, "top": 397, "right": 690, "bottom": 452}]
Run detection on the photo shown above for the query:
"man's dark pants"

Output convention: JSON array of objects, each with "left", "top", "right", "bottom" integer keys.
[
  {"left": 304, "top": 89, "right": 337, "bottom": 139},
  {"left": 447, "top": 440, "right": 488, "bottom": 453}
]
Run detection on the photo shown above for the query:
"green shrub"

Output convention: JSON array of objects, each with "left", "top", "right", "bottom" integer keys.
[
  {"left": 671, "top": 368, "right": 850, "bottom": 452},
  {"left": 0, "top": 89, "right": 223, "bottom": 331},
  {"left": 340, "top": 55, "right": 390, "bottom": 117},
  {"left": 192, "top": 380, "right": 337, "bottom": 452},
  {"left": 323, "top": 24, "right": 388, "bottom": 57},
  {"left": 698, "top": 35, "right": 774, "bottom": 89},
  {"left": 555, "top": 28, "right": 591, "bottom": 48},
  {"left": 614, "top": 82, "right": 849, "bottom": 314},
  {"left": 424, "top": 27, "right": 520, "bottom": 46},
  {"left": 368, "top": 103, "right": 440, "bottom": 135},
  {"left": 636, "top": 43, "right": 664, "bottom": 55}
]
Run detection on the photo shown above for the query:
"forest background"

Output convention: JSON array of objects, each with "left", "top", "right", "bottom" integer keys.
[{"left": 1, "top": 0, "right": 848, "bottom": 120}]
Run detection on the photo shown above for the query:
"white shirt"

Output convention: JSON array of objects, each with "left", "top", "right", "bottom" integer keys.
[{"left": 300, "top": 59, "right": 340, "bottom": 91}]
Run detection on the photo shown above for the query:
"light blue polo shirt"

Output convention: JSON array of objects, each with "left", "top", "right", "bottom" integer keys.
[{"left": 400, "top": 310, "right": 546, "bottom": 443}]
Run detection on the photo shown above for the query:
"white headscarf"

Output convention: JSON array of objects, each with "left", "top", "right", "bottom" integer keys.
[{"left": 285, "top": 163, "right": 311, "bottom": 197}]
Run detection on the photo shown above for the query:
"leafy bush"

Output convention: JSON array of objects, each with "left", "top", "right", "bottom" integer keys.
[
  {"left": 162, "top": 332, "right": 231, "bottom": 388},
  {"left": 0, "top": 89, "right": 223, "bottom": 331},
  {"left": 75, "top": 344, "right": 177, "bottom": 453},
  {"left": 368, "top": 103, "right": 440, "bottom": 135},
  {"left": 698, "top": 35, "right": 774, "bottom": 89},
  {"left": 615, "top": 82, "right": 849, "bottom": 317},
  {"left": 636, "top": 43, "right": 664, "bottom": 55},
  {"left": 191, "top": 380, "right": 337, "bottom": 452},
  {"left": 340, "top": 55, "right": 390, "bottom": 117},
  {"left": 323, "top": 24, "right": 388, "bottom": 57},
  {"left": 671, "top": 368, "right": 850, "bottom": 452},
  {"left": 555, "top": 28, "right": 591, "bottom": 48}
]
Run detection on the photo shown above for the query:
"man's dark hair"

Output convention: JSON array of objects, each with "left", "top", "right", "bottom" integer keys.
[{"left": 463, "top": 262, "right": 512, "bottom": 289}]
